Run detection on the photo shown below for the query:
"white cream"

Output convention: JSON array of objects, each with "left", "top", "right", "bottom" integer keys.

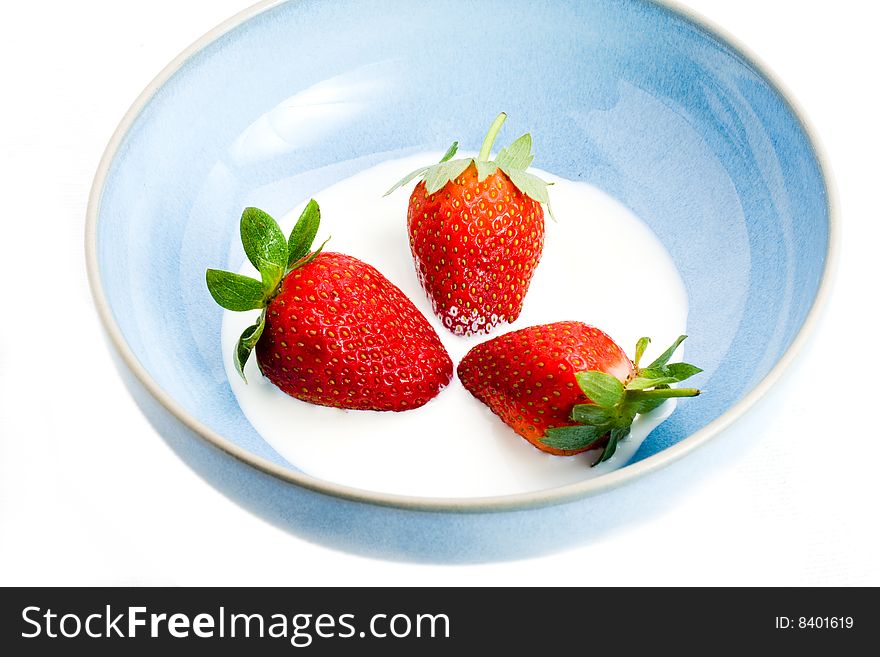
[{"left": 221, "top": 154, "right": 689, "bottom": 498}]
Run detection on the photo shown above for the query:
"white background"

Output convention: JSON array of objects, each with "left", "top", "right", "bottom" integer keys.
[{"left": 1, "top": 0, "right": 876, "bottom": 586}]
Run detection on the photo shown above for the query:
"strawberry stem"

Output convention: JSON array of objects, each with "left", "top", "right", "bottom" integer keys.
[
  {"left": 626, "top": 387, "right": 700, "bottom": 401},
  {"left": 478, "top": 112, "right": 507, "bottom": 162}
]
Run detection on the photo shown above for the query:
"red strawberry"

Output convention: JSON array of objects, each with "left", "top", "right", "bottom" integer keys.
[
  {"left": 457, "top": 321, "right": 701, "bottom": 464},
  {"left": 207, "top": 200, "right": 452, "bottom": 411},
  {"left": 386, "top": 113, "right": 552, "bottom": 336}
]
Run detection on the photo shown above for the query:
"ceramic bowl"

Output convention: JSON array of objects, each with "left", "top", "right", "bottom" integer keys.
[{"left": 86, "top": 0, "right": 835, "bottom": 561}]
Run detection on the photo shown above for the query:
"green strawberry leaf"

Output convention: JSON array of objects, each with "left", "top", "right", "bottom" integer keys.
[
  {"left": 234, "top": 309, "right": 266, "bottom": 382},
  {"left": 575, "top": 371, "right": 625, "bottom": 408},
  {"left": 382, "top": 143, "right": 462, "bottom": 197},
  {"left": 634, "top": 337, "right": 651, "bottom": 369},
  {"left": 494, "top": 133, "right": 535, "bottom": 171},
  {"left": 258, "top": 258, "right": 284, "bottom": 295},
  {"left": 384, "top": 165, "right": 430, "bottom": 197},
  {"left": 503, "top": 167, "right": 554, "bottom": 218},
  {"left": 627, "top": 362, "right": 700, "bottom": 391},
  {"left": 647, "top": 335, "right": 688, "bottom": 370},
  {"left": 571, "top": 404, "right": 615, "bottom": 425},
  {"left": 633, "top": 367, "right": 667, "bottom": 379},
  {"left": 424, "top": 158, "right": 474, "bottom": 195},
  {"left": 205, "top": 269, "right": 265, "bottom": 311},
  {"left": 287, "top": 199, "right": 320, "bottom": 267},
  {"left": 241, "top": 207, "right": 288, "bottom": 276},
  {"left": 290, "top": 235, "right": 331, "bottom": 271},
  {"left": 595, "top": 426, "right": 631, "bottom": 465},
  {"left": 541, "top": 425, "right": 607, "bottom": 451},
  {"left": 626, "top": 371, "right": 678, "bottom": 390},
  {"left": 439, "top": 141, "right": 459, "bottom": 163},
  {"left": 665, "top": 362, "right": 703, "bottom": 381}
]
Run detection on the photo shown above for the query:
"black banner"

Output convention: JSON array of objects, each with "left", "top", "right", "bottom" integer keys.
[{"left": 0, "top": 587, "right": 872, "bottom": 654}]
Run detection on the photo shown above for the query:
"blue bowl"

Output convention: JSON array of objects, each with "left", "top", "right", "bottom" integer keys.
[{"left": 86, "top": 0, "right": 835, "bottom": 561}]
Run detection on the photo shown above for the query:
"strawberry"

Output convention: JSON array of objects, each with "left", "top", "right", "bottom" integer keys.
[
  {"left": 457, "top": 321, "right": 701, "bottom": 464},
  {"left": 206, "top": 200, "right": 453, "bottom": 411},
  {"left": 386, "top": 113, "right": 552, "bottom": 336}
]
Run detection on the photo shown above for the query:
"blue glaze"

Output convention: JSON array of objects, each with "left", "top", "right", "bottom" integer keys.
[{"left": 93, "top": 0, "right": 830, "bottom": 558}]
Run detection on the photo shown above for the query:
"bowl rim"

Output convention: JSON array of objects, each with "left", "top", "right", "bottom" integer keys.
[{"left": 85, "top": 0, "right": 839, "bottom": 513}]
